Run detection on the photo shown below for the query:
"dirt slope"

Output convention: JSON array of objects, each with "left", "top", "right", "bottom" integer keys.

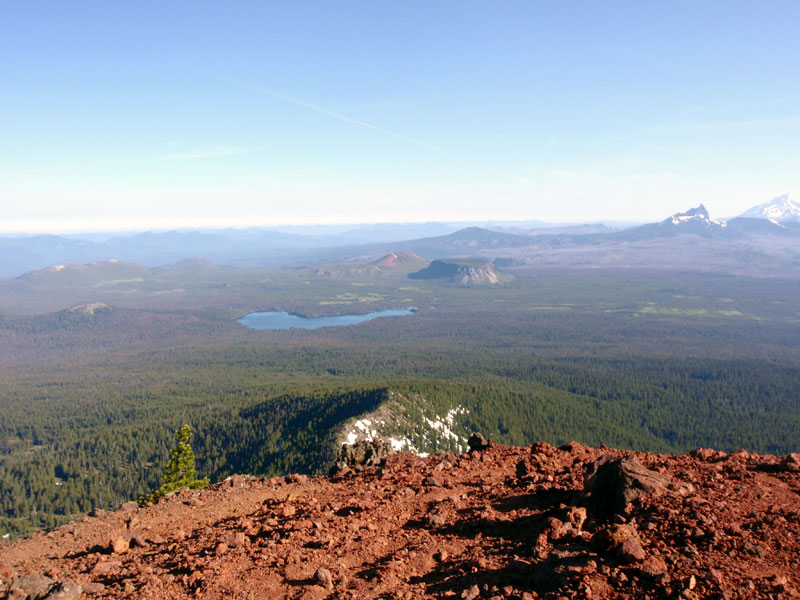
[{"left": 1, "top": 442, "right": 799, "bottom": 599}]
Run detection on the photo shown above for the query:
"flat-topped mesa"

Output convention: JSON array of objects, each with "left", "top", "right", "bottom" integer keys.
[{"left": 408, "top": 258, "right": 503, "bottom": 285}]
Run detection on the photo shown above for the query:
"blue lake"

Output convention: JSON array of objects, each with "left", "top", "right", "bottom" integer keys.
[{"left": 237, "top": 308, "right": 416, "bottom": 330}]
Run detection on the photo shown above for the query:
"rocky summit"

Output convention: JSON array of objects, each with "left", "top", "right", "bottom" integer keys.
[{"left": 1, "top": 442, "right": 799, "bottom": 600}]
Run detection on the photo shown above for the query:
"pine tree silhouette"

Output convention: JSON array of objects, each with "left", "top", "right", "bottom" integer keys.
[{"left": 140, "top": 424, "right": 209, "bottom": 505}]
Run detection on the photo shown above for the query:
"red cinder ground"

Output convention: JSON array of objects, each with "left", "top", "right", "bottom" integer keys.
[{"left": 1, "top": 442, "right": 799, "bottom": 599}]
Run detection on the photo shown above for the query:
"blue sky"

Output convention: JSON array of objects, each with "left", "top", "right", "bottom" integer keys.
[{"left": 2, "top": 1, "right": 799, "bottom": 232}]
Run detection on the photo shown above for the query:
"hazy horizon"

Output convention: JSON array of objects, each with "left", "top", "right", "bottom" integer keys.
[
  {"left": 0, "top": 198, "right": 787, "bottom": 236},
  {"left": 1, "top": 216, "right": 645, "bottom": 237}
]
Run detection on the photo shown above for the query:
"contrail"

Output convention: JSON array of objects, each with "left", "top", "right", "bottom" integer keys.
[{"left": 261, "top": 88, "right": 447, "bottom": 155}]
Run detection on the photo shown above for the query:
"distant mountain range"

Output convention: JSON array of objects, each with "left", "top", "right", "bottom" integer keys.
[
  {"left": 0, "top": 197, "right": 798, "bottom": 279},
  {"left": 332, "top": 203, "right": 800, "bottom": 277},
  {"left": 609, "top": 203, "right": 799, "bottom": 240}
]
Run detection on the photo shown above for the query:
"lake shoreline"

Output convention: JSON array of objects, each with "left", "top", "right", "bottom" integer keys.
[{"left": 237, "top": 308, "right": 417, "bottom": 330}]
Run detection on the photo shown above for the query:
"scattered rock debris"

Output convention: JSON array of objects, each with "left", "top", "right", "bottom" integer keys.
[{"left": 1, "top": 444, "right": 799, "bottom": 599}]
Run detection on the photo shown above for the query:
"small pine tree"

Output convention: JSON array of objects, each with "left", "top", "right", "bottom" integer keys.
[{"left": 140, "top": 424, "right": 209, "bottom": 505}]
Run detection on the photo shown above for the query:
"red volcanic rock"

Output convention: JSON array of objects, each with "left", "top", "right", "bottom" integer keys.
[
  {"left": 109, "top": 536, "right": 129, "bottom": 555},
  {"left": 1, "top": 444, "right": 799, "bottom": 599},
  {"left": 617, "top": 531, "right": 646, "bottom": 563},
  {"left": 313, "top": 567, "right": 333, "bottom": 590},
  {"left": 0, "top": 563, "right": 16, "bottom": 587},
  {"left": 780, "top": 453, "right": 800, "bottom": 472}
]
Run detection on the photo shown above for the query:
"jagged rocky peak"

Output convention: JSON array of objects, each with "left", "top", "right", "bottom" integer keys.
[
  {"left": 660, "top": 204, "right": 724, "bottom": 229},
  {"left": 739, "top": 193, "right": 800, "bottom": 223},
  {"left": 679, "top": 204, "right": 709, "bottom": 219}
]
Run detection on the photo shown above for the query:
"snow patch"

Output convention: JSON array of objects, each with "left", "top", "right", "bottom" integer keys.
[
  {"left": 668, "top": 208, "right": 724, "bottom": 228},
  {"left": 423, "top": 406, "right": 470, "bottom": 443},
  {"left": 341, "top": 418, "right": 417, "bottom": 453},
  {"left": 340, "top": 404, "right": 470, "bottom": 457},
  {"left": 388, "top": 437, "right": 409, "bottom": 451}
]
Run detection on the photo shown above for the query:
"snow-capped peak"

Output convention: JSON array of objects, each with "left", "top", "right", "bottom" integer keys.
[
  {"left": 739, "top": 193, "right": 800, "bottom": 223},
  {"left": 661, "top": 204, "right": 725, "bottom": 228}
]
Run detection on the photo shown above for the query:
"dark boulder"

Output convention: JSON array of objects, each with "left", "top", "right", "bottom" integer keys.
[
  {"left": 44, "top": 581, "right": 82, "bottom": 600},
  {"left": 585, "top": 455, "right": 693, "bottom": 516},
  {"left": 467, "top": 432, "right": 491, "bottom": 452},
  {"left": 9, "top": 574, "right": 53, "bottom": 600}
]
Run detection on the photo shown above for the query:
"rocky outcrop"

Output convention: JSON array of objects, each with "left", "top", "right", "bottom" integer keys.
[{"left": 334, "top": 439, "right": 394, "bottom": 472}]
